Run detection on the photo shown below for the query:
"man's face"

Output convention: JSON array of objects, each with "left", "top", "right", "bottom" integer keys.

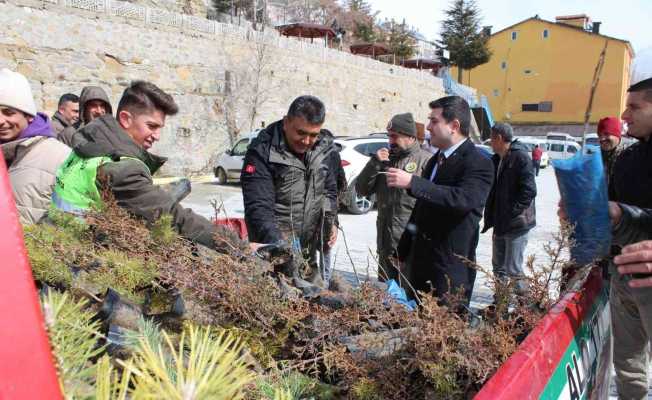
[
  {"left": 489, "top": 132, "right": 505, "bottom": 154},
  {"left": 84, "top": 100, "right": 108, "bottom": 123},
  {"left": 427, "top": 108, "right": 457, "bottom": 148},
  {"left": 598, "top": 131, "right": 620, "bottom": 151},
  {"left": 388, "top": 131, "right": 414, "bottom": 151},
  {"left": 119, "top": 109, "right": 165, "bottom": 150},
  {"left": 621, "top": 91, "right": 652, "bottom": 141},
  {"left": 0, "top": 106, "right": 32, "bottom": 143},
  {"left": 282, "top": 116, "right": 322, "bottom": 155},
  {"left": 59, "top": 101, "right": 79, "bottom": 124}
]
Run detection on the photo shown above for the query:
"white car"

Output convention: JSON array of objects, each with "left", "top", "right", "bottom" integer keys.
[
  {"left": 335, "top": 134, "right": 389, "bottom": 214},
  {"left": 482, "top": 137, "right": 550, "bottom": 168},
  {"left": 213, "top": 130, "right": 261, "bottom": 184}
]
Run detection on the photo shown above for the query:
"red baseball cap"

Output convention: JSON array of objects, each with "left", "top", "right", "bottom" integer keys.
[{"left": 597, "top": 117, "right": 622, "bottom": 138}]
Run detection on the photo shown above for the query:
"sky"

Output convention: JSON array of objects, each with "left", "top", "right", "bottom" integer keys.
[{"left": 366, "top": 0, "right": 650, "bottom": 54}]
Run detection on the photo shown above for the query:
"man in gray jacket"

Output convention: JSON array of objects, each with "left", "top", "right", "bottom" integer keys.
[
  {"left": 51, "top": 93, "right": 79, "bottom": 136},
  {"left": 356, "top": 113, "right": 432, "bottom": 282}
]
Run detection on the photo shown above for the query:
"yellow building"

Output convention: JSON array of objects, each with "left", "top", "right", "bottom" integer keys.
[{"left": 453, "top": 15, "right": 634, "bottom": 127}]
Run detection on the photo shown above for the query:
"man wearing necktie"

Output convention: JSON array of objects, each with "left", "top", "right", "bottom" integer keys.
[{"left": 386, "top": 96, "right": 494, "bottom": 307}]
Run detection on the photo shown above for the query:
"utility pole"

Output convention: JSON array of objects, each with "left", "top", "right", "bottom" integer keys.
[{"left": 582, "top": 39, "right": 609, "bottom": 151}]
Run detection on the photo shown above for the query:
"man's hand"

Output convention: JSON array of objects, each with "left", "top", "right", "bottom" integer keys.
[
  {"left": 386, "top": 168, "right": 413, "bottom": 189},
  {"left": 249, "top": 242, "right": 265, "bottom": 253},
  {"left": 557, "top": 199, "right": 567, "bottom": 222},
  {"left": 328, "top": 224, "right": 338, "bottom": 248},
  {"left": 608, "top": 201, "right": 623, "bottom": 226},
  {"left": 376, "top": 148, "right": 390, "bottom": 162},
  {"left": 615, "top": 240, "right": 652, "bottom": 288}
]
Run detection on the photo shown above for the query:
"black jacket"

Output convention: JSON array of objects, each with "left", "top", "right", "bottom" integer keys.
[
  {"left": 482, "top": 140, "right": 537, "bottom": 236},
  {"left": 397, "top": 139, "right": 494, "bottom": 302},
  {"left": 241, "top": 120, "right": 337, "bottom": 249},
  {"left": 610, "top": 138, "right": 652, "bottom": 247}
]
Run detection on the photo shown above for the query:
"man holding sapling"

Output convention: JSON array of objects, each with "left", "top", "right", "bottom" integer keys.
[{"left": 52, "top": 80, "right": 254, "bottom": 254}]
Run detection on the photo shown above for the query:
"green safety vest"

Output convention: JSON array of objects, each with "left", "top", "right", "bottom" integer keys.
[{"left": 52, "top": 153, "right": 144, "bottom": 212}]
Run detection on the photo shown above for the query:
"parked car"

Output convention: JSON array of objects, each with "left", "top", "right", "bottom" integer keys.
[
  {"left": 335, "top": 134, "right": 389, "bottom": 214},
  {"left": 213, "top": 130, "right": 261, "bottom": 184}
]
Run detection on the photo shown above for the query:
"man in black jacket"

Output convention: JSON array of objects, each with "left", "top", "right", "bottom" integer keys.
[
  {"left": 604, "top": 75, "right": 652, "bottom": 399},
  {"left": 241, "top": 96, "right": 338, "bottom": 285},
  {"left": 483, "top": 123, "right": 536, "bottom": 297},
  {"left": 386, "top": 96, "right": 494, "bottom": 305}
]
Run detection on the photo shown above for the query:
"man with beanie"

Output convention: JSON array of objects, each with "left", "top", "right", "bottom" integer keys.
[
  {"left": 483, "top": 122, "right": 536, "bottom": 299},
  {"left": 58, "top": 85, "right": 112, "bottom": 147},
  {"left": 356, "top": 113, "right": 432, "bottom": 282},
  {"left": 597, "top": 116, "right": 624, "bottom": 192},
  {"left": 0, "top": 68, "right": 71, "bottom": 224}
]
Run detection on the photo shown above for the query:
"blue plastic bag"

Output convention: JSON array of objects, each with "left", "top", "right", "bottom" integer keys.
[
  {"left": 385, "top": 279, "right": 417, "bottom": 311},
  {"left": 553, "top": 151, "right": 611, "bottom": 265}
]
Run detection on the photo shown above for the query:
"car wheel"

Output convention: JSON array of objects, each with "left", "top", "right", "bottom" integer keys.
[
  {"left": 215, "top": 167, "right": 227, "bottom": 185},
  {"left": 346, "top": 184, "right": 374, "bottom": 214}
]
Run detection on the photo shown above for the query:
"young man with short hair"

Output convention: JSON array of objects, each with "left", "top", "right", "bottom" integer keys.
[
  {"left": 51, "top": 93, "right": 79, "bottom": 136},
  {"left": 52, "top": 80, "right": 248, "bottom": 253},
  {"left": 604, "top": 74, "right": 652, "bottom": 399},
  {"left": 0, "top": 68, "right": 71, "bottom": 224},
  {"left": 387, "top": 96, "right": 494, "bottom": 304}
]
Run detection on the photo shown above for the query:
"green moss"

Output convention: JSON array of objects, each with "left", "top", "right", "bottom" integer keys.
[
  {"left": 24, "top": 223, "right": 79, "bottom": 287},
  {"left": 351, "top": 378, "right": 383, "bottom": 400},
  {"left": 422, "top": 362, "right": 461, "bottom": 398},
  {"left": 150, "top": 214, "right": 177, "bottom": 246},
  {"left": 85, "top": 250, "right": 158, "bottom": 303}
]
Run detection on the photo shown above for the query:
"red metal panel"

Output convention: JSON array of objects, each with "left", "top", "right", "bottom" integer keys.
[
  {"left": 475, "top": 269, "right": 603, "bottom": 399},
  {"left": 214, "top": 217, "right": 248, "bottom": 241},
  {"left": 0, "top": 151, "right": 63, "bottom": 399}
]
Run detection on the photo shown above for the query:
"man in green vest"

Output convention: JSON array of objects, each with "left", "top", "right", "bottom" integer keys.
[{"left": 52, "top": 80, "right": 252, "bottom": 254}]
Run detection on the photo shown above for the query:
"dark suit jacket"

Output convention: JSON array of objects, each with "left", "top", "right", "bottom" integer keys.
[{"left": 397, "top": 139, "right": 494, "bottom": 303}]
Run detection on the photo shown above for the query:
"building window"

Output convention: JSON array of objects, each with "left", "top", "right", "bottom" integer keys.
[
  {"left": 543, "top": 29, "right": 549, "bottom": 38},
  {"left": 521, "top": 101, "right": 553, "bottom": 112},
  {"left": 511, "top": 31, "right": 517, "bottom": 40},
  {"left": 493, "top": 89, "right": 500, "bottom": 97},
  {"left": 501, "top": 61, "right": 507, "bottom": 70},
  {"left": 539, "top": 101, "right": 553, "bottom": 112}
]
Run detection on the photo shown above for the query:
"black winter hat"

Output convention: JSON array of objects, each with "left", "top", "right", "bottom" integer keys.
[{"left": 387, "top": 113, "right": 417, "bottom": 137}]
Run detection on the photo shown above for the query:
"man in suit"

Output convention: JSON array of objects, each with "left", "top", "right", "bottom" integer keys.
[{"left": 386, "top": 96, "right": 494, "bottom": 305}]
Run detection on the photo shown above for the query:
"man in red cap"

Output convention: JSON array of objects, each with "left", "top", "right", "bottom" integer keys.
[{"left": 597, "top": 116, "right": 624, "bottom": 192}]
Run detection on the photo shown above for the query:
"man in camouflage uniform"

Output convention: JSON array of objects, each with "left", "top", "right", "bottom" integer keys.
[{"left": 356, "top": 113, "right": 432, "bottom": 282}]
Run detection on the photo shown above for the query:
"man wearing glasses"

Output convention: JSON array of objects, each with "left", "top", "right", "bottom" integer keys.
[{"left": 241, "top": 95, "right": 338, "bottom": 287}]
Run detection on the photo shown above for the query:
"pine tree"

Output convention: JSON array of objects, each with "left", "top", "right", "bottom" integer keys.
[
  {"left": 439, "top": 0, "right": 491, "bottom": 82},
  {"left": 347, "top": 0, "right": 372, "bottom": 14},
  {"left": 381, "top": 19, "right": 416, "bottom": 61},
  {"left": 212, "top": 0, "right": 234, "bottom": 14}
]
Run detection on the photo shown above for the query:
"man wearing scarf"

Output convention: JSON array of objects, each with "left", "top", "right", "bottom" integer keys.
[
  {"left": 356, "top": 113, "right": 432, "bottom": 282},
  {"left": 0, "top": 68, "right": 71, "bottom": 224}
]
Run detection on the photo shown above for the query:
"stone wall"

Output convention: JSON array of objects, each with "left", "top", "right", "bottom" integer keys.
[{"left": 0, "top": 0, "right": 450, "bottom": 175}]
